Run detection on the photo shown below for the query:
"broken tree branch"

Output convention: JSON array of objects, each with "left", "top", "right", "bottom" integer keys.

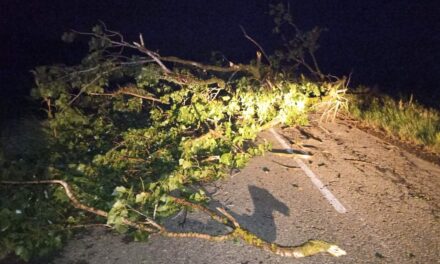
[
  {"left": 239, "top": 25, "right": 271, "bottom": 67},
  {"left": 88, "top": 84, "right": 167, "bottom": 104},
  {"left": 73, "top": 26, "right": 262, "bottom": 81},
  {"left": 1, "top": 179, "right": 346, "bottom": 258}
]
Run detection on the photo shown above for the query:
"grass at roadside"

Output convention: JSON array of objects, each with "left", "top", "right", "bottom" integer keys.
[{"left": 348, "top": 91, "right": 440, "bottom": 153}]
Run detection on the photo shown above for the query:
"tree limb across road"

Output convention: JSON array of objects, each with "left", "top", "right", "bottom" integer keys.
[{"left": 1, "top": 180, "right": 346, "bottom": 258}]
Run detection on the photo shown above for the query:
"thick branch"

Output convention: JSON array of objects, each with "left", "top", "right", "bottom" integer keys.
[
  {"left": 75, "top": 28, "right": 262, "bottom": 85},
  {"left": 1, "top": 179, "right": 346, "bottom": 258},
  {"left": 161, "top": 56, "right": 260, "bottom": 80},
  {"left": 162, "top": 56, "right": 239, "bottom": 72},
  {"left": 89, "top": 85, "right": 167, "bottom": 104},
  {"left": 132, "top": 41, "right": 172, "bottom": 74}
]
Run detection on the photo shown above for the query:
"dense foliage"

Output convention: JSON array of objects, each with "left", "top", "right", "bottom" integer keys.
[{"left": 0, "top": 4, "right": 343, "bottom": 261}]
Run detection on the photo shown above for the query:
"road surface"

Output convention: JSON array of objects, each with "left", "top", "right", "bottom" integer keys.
[{"left": 51, "top": 116, "right": 440, "bottom": 263}]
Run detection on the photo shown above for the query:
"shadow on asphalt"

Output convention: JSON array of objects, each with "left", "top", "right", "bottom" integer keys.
[
  {"left": 198, "top": 185, "right": 290, "bottom": 242},
  {"left": 234, "top": 185, "right": 289, "bottom": 242}
]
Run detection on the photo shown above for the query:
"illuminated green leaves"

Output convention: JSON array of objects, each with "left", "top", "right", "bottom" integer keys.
[
  {"left": 179, "top": 159, "right": 193, "bottom": 169},
  {"left": 219, "top": 153, "right": 233, "bottom": 166},
  {"left": 107, "top": 200, "right": 129, "bottom": 233},
  {"left": 189, "top": 189, "right": 207, "bottom": 203},
  {"left": 135, "top": 192, "right": 150, "bottom": 204}
]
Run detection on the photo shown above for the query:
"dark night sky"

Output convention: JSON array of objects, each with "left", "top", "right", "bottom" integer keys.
[{"left": 1, "top": 0, "right": 439, "bottom": 109}]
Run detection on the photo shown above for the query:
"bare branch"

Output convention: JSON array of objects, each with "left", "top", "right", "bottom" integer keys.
[
  {"left": 216, "top": 207, "right": 240, "bottom": 228},
  {"left": 87, "top": 84, "right": 167, "bottom": 104},
  {"left": 1, "top": 180, "right": 108, "bottom": 217},
  {"left": 169, "top": 196, "right": 230, "bottom": 225},
  {"left": 126, "top": 204, "right": 163, "bottom": 231},
  {"left": 161, "top": 231, "right": 231, "bottom": 241},
  {"left": 1, "top": 180, "right": 346, "bottom": 258},
  {"left": 68, "top": 75, "right": 102, "bottom": 105},
  {"left": 239, "top": 25, "right": 271, "bottom": 66}
]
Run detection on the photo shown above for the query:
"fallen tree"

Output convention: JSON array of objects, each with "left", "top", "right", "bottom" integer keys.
[{"left": 0, "top": 10, "right": 348, "bottom": 260}]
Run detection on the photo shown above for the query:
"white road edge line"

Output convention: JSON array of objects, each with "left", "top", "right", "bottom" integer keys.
[{"left": 269, "top": 128, "right": 347, "bottom": 214}]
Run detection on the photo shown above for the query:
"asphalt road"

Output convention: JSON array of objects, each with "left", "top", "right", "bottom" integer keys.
[{"left": 52, "top": 117, "right": 440, "bottom": 264}]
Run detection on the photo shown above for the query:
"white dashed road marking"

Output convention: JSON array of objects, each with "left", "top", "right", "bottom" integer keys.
[{"left": 269, "top": 128, "right": 347, "bottom": 214}]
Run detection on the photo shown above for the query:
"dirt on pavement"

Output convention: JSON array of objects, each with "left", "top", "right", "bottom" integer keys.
[{"left": 41, "top": 115, "right": 440, "bottom": 263}]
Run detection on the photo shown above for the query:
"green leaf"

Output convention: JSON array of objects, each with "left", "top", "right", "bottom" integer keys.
[
  {"left": 179, "top": 159, "right": 192, "bottom": 169},
  {"left": 219, "top": 153, "right": 233, "bottom": 166},
  {"left": 113, "top": 186, "right": 128, "bottom": 196},
  {"left": 15, "top": 246, "right": 30, "bottom": 261},
  {"left": 135, "top": 192, "right": 150, "bottom": 204},
  {"left": 133, "top": 230, "right": 149, "bottom": 241}
]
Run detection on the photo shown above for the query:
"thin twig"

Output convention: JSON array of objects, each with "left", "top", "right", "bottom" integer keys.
[
  {"left": 170, "top": 196, "right": 229, "bottom": 225},
  {"left": 126, "top": 204, "right": 163, "bottom": 231},
  {"left": 68, "top": 75, "right": 102, "bottom": 105},
  {"left": 67, "top": 223, "right": 111, "bottom": 229},
  {"left": 343, "top": 158, "right": 376, "bottom": 165},
  {"left": 216, "top": 207, "right": 240, "bottom": 228},
  {"left": 239, "top": 25, "right": 271, "bottom": 66},
  {"left": 271, "top": 160, "right": 300, "bottom": 169}
]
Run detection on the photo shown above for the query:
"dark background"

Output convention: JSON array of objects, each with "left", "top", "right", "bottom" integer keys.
[{"left": 1, "top": 0, "right": 439, "bottom": 120}]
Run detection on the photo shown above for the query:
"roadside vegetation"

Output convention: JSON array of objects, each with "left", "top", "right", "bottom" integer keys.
[{"left": 348, "top": 90, "right": 440, "bottom": 153}]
